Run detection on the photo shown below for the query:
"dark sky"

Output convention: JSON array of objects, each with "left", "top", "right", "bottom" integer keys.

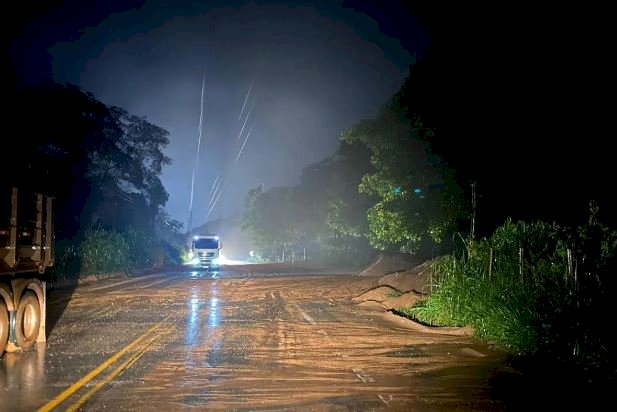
[{"left": 8, "top": 0, "right": 427, "bottom": 229}]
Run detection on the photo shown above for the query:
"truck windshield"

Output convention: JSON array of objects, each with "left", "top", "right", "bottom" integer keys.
[{"left": 193, "top": 238, "right": 219, "bottom": 249}]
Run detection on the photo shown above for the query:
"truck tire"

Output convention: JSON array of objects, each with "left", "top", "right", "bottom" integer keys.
[
  {"left": 15, "top": 291, "right": 40, "bottom": 351},
  {"left": 0, "top": 301, "right": 8, "bottom": 357}
]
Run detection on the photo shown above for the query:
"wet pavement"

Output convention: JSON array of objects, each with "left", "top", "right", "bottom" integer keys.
[{"left": 1, "top": 265, "right": 536, "bottom": 411}]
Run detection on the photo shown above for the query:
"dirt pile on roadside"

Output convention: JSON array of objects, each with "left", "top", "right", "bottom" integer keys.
[
  {"left": 382, "top": 312, "right": 473, "bottom": 336},
  {"left": 353, "top": 258, "right": 435, "bottom": 310},
  {"left": 377, "top": 260, "right": 433, "bottom": 295},
  {"left": 356, "top": 253, "right": 423, "bottom": 277},
  {"left": 352, "top": 285, "right": 426, "bottom": 310},
  {"left": 353, "top": 258, "right": 473, "bottom": 335}
]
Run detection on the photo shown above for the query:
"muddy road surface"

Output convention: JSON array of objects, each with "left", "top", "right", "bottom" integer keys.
[{"left": 1, "top": 265, "right": 548, "bottom": 411}]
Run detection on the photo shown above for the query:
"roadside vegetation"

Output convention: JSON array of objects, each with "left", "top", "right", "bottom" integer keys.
[
  {"left": 398, "top": 211, "right": 616, "bottom": 382},
  {"left": 6, "top": 84, "right": 187, "bottom": 283},
  {"left": 241, "top": 62, "right": 616, "bottom": 384},
  {"left": 51, "top": 224, "right": 184, "bottom": 282}
]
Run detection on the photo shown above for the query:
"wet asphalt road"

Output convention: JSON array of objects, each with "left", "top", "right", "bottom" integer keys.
[{"left": 1, "top": 265, "right": 522, "bottom": 411}]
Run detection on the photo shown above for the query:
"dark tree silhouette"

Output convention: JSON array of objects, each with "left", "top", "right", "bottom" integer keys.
[{"left": 3, "top": 83, "right": 171, "bottom": 239}]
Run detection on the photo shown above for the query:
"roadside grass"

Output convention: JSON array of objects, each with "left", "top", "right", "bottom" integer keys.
[
  {"left": 397, "top": 215, "right": 617, "bottom": 382},
  {"left": 51, "top": 225, "right": 183, "bottom": 281}
]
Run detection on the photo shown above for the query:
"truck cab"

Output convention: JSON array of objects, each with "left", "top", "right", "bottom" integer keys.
[{"left": 188, "top": 235, "right": 222, "bottom": 269}]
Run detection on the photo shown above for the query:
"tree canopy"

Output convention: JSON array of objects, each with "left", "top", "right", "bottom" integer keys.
[
  {"left": 242, "top": 141, "right": 375, "bottom": 264},
  {"left": 341, "top": 82, "right": 464, "bottom": 255},
  {"left": 3, "top": 83, "right": 172, "bottom": 239}
]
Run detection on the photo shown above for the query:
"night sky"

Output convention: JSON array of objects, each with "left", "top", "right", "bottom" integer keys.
[
  {"left": 7, "top": 0, "right": 427, "bottom": 229},
  {"left": 6, "top": 1, "right": 615, "bottom": 233}
]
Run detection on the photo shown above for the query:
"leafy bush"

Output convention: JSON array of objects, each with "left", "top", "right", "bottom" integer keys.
[
  {"left": 399, "top": 212, "right": 616, "bottom": 381},
  {"left": 160, "top": 241, "right": 183, "bottom": 265},
  {"left": 79, "top": 227, "right": 130, "bottom": 275},
  {"left": 123, "top": 226, "right": 156, "bottom": 269},
  {"left": 50, "top": 225, "right": 184, "bottom": 281},
  {"left": 49, "top": 239, "right": 81, "bottom": 281}
]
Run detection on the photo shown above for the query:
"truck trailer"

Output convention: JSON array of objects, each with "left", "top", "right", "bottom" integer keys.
[{"left": 0, "top": 187, "right": 53, "bottom": 357}]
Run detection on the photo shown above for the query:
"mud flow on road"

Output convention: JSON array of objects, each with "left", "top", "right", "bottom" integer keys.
[{"left": 0, "top": 266, "right": 581, "bottom": 411}]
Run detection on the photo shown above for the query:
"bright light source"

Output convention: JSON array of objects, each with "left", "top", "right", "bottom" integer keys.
[
  {"left": 188, "top": 251, "right": 194, "bottom": 259},
  {"left": 194, "top": 235, "right": 199, "bottom": 240},
  {"left": 215, "top": 236, "right": 219, "bottom": 240},
  {"left": 213, "top": 253, "right": 226, "bottom": 265}
]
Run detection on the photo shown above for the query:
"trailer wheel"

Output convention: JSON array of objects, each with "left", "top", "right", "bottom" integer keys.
[
  {"left": 15, "top": 291, "right": 40, "bottom": 351},
  {"left": 0, "top": 301, "right": 8, "bottom": 357}
]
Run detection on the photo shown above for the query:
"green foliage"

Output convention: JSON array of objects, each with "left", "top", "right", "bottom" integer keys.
[
  {"left": 51, "top": 220, "right": 185, "bottom": 280},
  {"left": 325, "top": 199, "right": 375, "bottom": 266},
  {"left": 49, "top": 239, "right": 81, "bottom": 281},
  {"left": 79, "top": 227, "right": 130, "bottom": 275},
  {"left": 92, "top": 107, "right": 171, "bottom": 211},
  {"left": 5, "top": 84, "right": 183, "bottom": 278},
  {"left": 242, "top": 185, "right": 295, "bottom": 257},
  {"left": 153, "top": 210, "right": 185, "bottom": 265},
  {"left": 6, "top": 84, "right": 171, "bottom": 239},
  {"left": 326, "top": 200, "right": 363, "bottom": 239},
  {"left": 403, "top": 220, "right": 570, "bottom": 353},
  {"left": 242, "top": 141, "right": 375, "bottom": 264},
  {"left": 366, "top": 202, "right": 420, "bottom": 252},
  {"left": 399, "top": 211, "right": 617, "bottom": 379},
  {"left": 341, "top": 95, "right": 465, "bottom": 257},
  {"left": 123, "top": 226, "right": 157, "bottom": 269},
  {"left": 242, "top": 67, "right": 468, "bottom": 262}
]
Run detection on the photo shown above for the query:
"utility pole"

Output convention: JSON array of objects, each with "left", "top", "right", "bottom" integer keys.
[{"left": 470, "top": 181, "right": 477, "bottom": 240}]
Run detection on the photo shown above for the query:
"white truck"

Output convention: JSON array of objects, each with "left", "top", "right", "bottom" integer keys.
[{"left": 188, "top": 234, "right": 223, "bottom": 269}]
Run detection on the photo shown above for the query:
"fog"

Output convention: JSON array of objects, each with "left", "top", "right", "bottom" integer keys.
[{"left": 24, "top": 0, "right": 426, "bottom": 229}]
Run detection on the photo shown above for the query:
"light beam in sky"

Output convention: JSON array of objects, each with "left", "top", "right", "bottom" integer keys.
[
  {"left": 204, "top": 177, "right": 229, "bottom": 223},
  {"left": 236, "top": 99, "right": 254, "bottom": 142},
  {"left": 209, "top": 172, "right": 220, "bottom": 198},
  {"left": 238, "top": 80, "right": 253, "bottom": 121},
  {"left": 187, "top": 70, "right": 206, "bottom": 233},
  {"left": 234, "top": 124, "right": 254, "bottom": 165}
]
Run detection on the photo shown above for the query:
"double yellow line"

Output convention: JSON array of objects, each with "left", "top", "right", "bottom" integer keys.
[{"left": 38, "top": 318, "right": 170, "bottom": 412}]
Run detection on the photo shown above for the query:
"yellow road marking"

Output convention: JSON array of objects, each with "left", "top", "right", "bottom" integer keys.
[
  {"left": 136, "top": 277, "right": 173, "bottom": 289},
  {"left": 85, "top": 274, "right": 164, "bottom": 292},
  {"left": 88, "top": 306, "right": 114, "bottom": 318},
  {"left": 65, "top": 332, "right": 163, "bottom": 412},
  {"left": 37, "top": 319, "right": 166, "bottom": 412}
]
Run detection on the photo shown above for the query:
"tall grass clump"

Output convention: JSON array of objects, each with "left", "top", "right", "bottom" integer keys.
[
  {"left": 49, "top": 239, "right": 81, "bottom": 282},
  {"left": 400, "top": 204, "right": 616, "bottom": 381},
  {"left": 123, "top": 226, "right": 159, "bottom": 269},
  {"left": 400, "top": 220, "right": 566, "bottom": 353},
  {"left": 79, "top": 226, "right": 130, "bottom": 275}
]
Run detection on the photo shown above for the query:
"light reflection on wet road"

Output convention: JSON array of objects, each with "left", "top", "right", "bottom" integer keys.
[
  {"left": 209, "top": 297, "right": 219, "bottom": 327},
  {"left": 186, "top": 287, "right": 201, "bottom": 347},
  {"left": 0, "top": 266, "right": 530, "bottom": 411}
]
